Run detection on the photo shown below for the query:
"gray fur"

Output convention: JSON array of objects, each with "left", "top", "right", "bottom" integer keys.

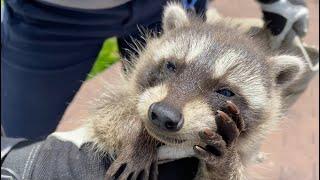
[{"left": 86, "top": 3, "right": 308, "bottom": 180}]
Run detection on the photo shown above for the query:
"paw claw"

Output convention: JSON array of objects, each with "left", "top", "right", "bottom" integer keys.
[
  {"left": 105, "top": 152, "right": 157, "bottom": 180},
  {"left": 216, "top": 111, "right": 239, "bottom": 146},
  {"left": 118, "top": 171, "right": 133, "bottom": 180},
  {"left": 105, "top": 162, "right": 127, "bottom": 180},
  {"left": 217, "top": 110, "right": 231, "bottom": 123},
  {"left": 194, "top": 145, "right": 209, "bottom": 157},
  {"left": 226, "top": 101, "right": 245, "bottom": 132},
  {"left": 226, "top": 101, "right": 240, "bottom": 115}
]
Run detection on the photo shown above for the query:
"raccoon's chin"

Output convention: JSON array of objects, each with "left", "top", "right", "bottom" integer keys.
[{"left": 144, "top": 122, "right": 186, "bottom": 145}]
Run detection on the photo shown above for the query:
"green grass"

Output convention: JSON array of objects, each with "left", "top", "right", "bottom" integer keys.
[{"left": 87, "top": 38, "right": 120, "bottom": 79}]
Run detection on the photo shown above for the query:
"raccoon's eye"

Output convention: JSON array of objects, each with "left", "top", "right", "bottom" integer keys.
[
  {"left": 216, "top": 89, "right": 235, "bottom": 97},
  {"left": 165, "top": 61, "right": 176, "bottom": 72}
]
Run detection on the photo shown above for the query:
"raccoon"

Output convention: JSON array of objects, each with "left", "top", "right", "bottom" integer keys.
[{"left": 83, "top": 3, "right": 309, "bottom": 180}]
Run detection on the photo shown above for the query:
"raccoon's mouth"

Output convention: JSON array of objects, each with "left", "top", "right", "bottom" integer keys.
[{"left": 144, "top": 123, "right": 186, "bottom": 145}]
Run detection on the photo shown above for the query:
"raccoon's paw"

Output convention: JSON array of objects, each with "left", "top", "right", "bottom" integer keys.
[
  {"left": 105, "top": 151, "right": 158, "bottom": 180},
  {"left": 216, "top": 100, "right": 245, "bottom": 145},
  {"left": 193, "top": 101, "right": 244, "bottom": 165}
]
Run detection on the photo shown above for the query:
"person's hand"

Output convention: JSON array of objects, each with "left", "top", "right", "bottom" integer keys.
[{"left": 258, "top": 0, "right": 309, "bottom": 49}]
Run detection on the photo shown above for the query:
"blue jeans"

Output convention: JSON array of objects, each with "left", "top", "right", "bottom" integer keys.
[{"left": 1, "top": 0, "right": 207, "bottom": 139}]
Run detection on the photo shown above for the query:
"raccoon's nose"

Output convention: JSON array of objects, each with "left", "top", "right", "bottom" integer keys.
[{"left": 148, "top": 102, "right": 184, "bottom": 132}]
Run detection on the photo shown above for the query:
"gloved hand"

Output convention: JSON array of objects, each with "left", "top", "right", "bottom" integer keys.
[
  {"left": 257, "top": 0, "right": 309, "bottom": 49},
  {"left": 1, "top": 134, "right": 199, "bottom": 180}
]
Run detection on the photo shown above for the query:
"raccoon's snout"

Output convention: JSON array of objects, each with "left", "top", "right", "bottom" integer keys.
[{"left": 148, "top": 102, "right": 184, "bottom": 132}]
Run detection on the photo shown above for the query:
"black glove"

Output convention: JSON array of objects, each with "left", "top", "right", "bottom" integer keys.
[{"left": 1, "top": 136, "right": 199, "bottom": 180}]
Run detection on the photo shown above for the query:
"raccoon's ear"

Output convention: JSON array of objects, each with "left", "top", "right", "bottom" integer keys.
[
  {"left": 269, "top": 55, "right": 306, "bottom": 87},
  {"left": 163, "top": 3, "right": 189, "bottom": 32}
]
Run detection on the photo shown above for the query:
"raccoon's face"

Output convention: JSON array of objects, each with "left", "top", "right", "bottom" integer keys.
[{"left": 132, "top": 4, "right": 306, "bottom": 147}]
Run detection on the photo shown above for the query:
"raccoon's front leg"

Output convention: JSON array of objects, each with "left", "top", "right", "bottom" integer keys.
[
  {"left": 194, "top": 101, "right": 246, "bottom": 180},
  {"left": 105, "top": 129, "right": 158, "bottom": 180}
]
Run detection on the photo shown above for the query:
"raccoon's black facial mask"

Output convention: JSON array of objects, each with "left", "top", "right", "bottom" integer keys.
[{"left": 137, "top": 59, "right": 186, "bottom": 90}]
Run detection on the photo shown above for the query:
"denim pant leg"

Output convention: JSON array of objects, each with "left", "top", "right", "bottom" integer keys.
[{"left": 1, "top": 0, "right": 133, "bottom": 139}]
